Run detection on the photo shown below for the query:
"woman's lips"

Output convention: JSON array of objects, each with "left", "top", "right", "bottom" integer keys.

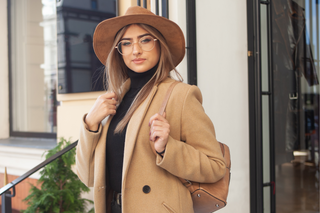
[{"left": 132, "top": 58, "right": 146, "bottom": 64}]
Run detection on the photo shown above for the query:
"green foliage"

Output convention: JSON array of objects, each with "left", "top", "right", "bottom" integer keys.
[{"left": 22, "top": 138, "right": 94, "bottom": 213}]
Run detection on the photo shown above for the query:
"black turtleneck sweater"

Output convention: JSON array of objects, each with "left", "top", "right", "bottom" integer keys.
[{"left": 106, "top": 66, "right": 157, "bottom": 193}]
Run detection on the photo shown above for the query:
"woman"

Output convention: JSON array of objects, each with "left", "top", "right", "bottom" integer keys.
[{"left": 76, "top": 6, "right": 226, "bottom": 213}]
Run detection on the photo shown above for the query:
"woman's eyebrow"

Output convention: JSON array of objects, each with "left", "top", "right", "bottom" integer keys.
[{"left": 121, "top": 33, "right": 151, "bottom": 40}]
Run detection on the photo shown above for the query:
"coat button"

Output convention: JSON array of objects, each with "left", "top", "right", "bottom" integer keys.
[{"left": 143, "top": 185, "right": 151, "bottom": 194}]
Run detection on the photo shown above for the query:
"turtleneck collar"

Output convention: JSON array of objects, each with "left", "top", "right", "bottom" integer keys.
[{"left": 127, "top": 64, "right": 158, "bottom": 89}]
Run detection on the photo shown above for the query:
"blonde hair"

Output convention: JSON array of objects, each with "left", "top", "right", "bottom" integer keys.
[{"left": 106, "top": 23, "right": 182, "bottom": 133}]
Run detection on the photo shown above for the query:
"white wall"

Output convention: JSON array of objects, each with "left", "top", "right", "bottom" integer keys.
[
  {"left": 0, "top": 0, "right": 9, "bottom": 139},
  {"left": 196, "top": 1, "right": 250, "bottom": 212},
  {"left": 0, "top": 146, "right": 46, "bottom": 179}
]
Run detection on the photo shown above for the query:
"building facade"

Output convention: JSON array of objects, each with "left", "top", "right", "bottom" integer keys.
[{"left": 0, "top": 0, "right": 318, "bottom": 213}]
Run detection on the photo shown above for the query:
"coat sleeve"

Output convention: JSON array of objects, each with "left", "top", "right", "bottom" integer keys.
[
  {"left": 156, "top": 85, "right": 226, "bottom": 183},
  {"left": 75, "top": 114, "right": 102, "bottom": 187}
]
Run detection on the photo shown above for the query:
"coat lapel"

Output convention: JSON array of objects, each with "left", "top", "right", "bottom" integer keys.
[
  {"left": 95, "top": 79, "right": 132, "bottom": 186},
  {"left": 122, "top": 85, "right": 158, "bottom": 187}
]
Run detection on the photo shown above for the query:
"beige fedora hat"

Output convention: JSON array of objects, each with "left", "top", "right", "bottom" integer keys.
[{"left": 93, "top": 6, "right": 185, "bottom": 67}]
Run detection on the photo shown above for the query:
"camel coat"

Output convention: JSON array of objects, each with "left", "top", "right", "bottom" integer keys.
[{"left": 76, "top": 78, "right": 226, "bottom": 213}]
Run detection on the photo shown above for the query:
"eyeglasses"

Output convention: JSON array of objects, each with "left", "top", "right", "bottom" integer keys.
[{"left": 115, "top": 36, "right": 158, "bottom": 55}]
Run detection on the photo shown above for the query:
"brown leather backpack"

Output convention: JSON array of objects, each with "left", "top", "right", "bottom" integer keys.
[{"left": 180, "top": 142, "right": 231, "bottom": 213}]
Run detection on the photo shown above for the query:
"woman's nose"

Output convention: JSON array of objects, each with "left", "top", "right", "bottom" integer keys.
[{"left": 132, "top": 42, "right": 142, "bottom": 55}]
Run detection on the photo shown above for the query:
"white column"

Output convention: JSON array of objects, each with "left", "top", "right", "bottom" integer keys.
[
  {"left": 0, "top": 0, "right": 10, "bottom": 139},
  {"left": 196, "top": 1, "right": 250, "bottom": 212}
]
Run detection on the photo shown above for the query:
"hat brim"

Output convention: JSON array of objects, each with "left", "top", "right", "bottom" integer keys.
[{"left": 93, "top": 13, "right": 185, "bottom": 67}]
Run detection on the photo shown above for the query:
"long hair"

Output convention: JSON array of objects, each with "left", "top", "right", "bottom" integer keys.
[{"left": 106, "top": 23, "right": 183, "bottom": 133}]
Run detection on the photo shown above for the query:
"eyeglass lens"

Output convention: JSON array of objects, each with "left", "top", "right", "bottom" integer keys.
[{"left": 117, "top": 36, "right": 155, "bottom": 55}]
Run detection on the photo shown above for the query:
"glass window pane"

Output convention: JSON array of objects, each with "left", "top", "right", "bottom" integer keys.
[
  {"left": 261, "top": 4, "right": 269, "bottom": 92},
  {"left": 272, "top": 0, "right": 319, "bottom": 212},
  {"left": 263, "top": 186, "right": 271, "bottom": 213},
  {"left": 56, "top": 0, "right": 116, "bottom": 94},
  {"left": 10, "top": 0, "right": 58, "bottom": 133},
  {"left": 262, "top": 95, "right": 270, "bottom": 183}
]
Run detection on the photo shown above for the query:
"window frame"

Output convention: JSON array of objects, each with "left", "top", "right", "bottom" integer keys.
[{"left": 7, "top": 0, "right": 57, "bottom": 139}]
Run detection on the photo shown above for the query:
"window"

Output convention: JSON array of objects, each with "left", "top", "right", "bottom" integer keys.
[
  {"left": 56, "top": 0, "right": 116, "bottom": 94},
  {"left": 91, "top": 0, "right": 98, "bottom": 10},
  {"left": 9, "top": 0, "right": 58, "bottom": 138},
  {"left": 248, "top": 0, "right": 320, "bottom": 212}
]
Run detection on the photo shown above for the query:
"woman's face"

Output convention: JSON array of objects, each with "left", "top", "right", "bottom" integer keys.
[{"left": 120, "top": 24, "right": 160, "bottom": 73}]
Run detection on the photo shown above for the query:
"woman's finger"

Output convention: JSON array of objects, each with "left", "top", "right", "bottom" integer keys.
[
  {"left": 150, "top": 120, "right": 169, "bottom": 129},
  {"left": 106, "top": 98, "right": 118, "bottom": 105},
  {"left": 100, "top": 91, "right": 118, "bottom": 100},
  {"left": 150, "top": 129, "right": 166, "bottom": 142},
  {"left": 150, "top": 122, "right": 169, "bottom": 139},
  {"left": 150, "top": 124, "right": 170, "bottom": 141},
  {"left": 107, "top": 104, "right": 117, "bottom": 110},
  {"left": 149, "top": 112, "right": 170, "bottom": 152},
  {"left": 151, "top": 125, "right": 169, "bottom": 134},
  {"left": 86, "top": 92, "right": 118, "bottom": 130},
  {"left": 149, "top": 113, "right": 168, "bottom": 127}
]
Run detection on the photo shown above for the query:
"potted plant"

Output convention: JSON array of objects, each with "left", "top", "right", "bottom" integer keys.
[{"left": 22, "top": 138, "right": 94, "bottom": 213}]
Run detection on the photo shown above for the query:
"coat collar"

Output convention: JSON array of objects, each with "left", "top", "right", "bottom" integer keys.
[{"left": 98, "top": 78, "right": 132, "bottom": 176}]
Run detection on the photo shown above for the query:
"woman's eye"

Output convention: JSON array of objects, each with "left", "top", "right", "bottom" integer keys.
[
  {"left": 141, "top": 37, "right": 152, "bottom": 44},
  {"left": 122, "top": 41, "right": 131, "bottom": 46}
]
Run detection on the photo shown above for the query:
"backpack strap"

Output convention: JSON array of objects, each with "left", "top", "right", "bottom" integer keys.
[
  {"left": 150, "top": 81, "right": 181, "bottom": 155},
  {"left": 158, "top": 81, "right": 181, "bottom": 116}
]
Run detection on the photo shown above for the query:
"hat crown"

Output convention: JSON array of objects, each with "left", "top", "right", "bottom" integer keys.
[{"left": 125, "top": 6, "right": 155, "bottom": 16}]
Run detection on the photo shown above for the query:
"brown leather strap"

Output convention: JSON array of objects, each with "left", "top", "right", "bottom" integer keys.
[
  {"left": 150, "top": 81, "right": 181, "bottom": 155},
  {"left": 219, "top": 142, "right": 225, "bottom": 156},
  {"left": 158, "top": 81, "right": 180, "bottom": 116}
]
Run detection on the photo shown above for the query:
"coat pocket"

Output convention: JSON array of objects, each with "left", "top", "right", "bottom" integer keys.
[{"left": 162, "top": 202, "right": 177, "bottom": 213}]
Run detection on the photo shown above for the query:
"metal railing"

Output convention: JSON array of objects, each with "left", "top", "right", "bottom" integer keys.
[{"left": 0, "top": 140, "right": 78, "bottom": 213}]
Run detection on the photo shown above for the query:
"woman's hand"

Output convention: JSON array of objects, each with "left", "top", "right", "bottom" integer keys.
[
  {"left": 85, "top": 92, "right": 118, "bottom": 131},
  {"left": 149, "top": 113, "right": 170, "bottom": 154}
]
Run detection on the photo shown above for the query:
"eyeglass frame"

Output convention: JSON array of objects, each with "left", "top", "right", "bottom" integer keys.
[{"left": 115, "top": 36, "right": 158, "bottom": 55}]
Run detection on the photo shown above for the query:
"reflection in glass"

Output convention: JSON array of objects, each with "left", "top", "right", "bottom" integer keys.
[
  {"left": 262, "top": 95, "right": 271, "bottom": 183},
  {"left": 56, "top": 0, "right": 116, "bottom": 93},
  {"left": 10, "top": 0, "right": 58, "bottom": 133},
  {"left": 261, "top": 4, "right": 269, "bottom": 92},
  {"left": 262, "top": 95, "right": 271, "bottom": 213},
  {"left": 272, "top": 0, "right": 319, "bottom": 212},
  {"left": 263, "top": 186, "right": 271, "bottom": 213}
]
